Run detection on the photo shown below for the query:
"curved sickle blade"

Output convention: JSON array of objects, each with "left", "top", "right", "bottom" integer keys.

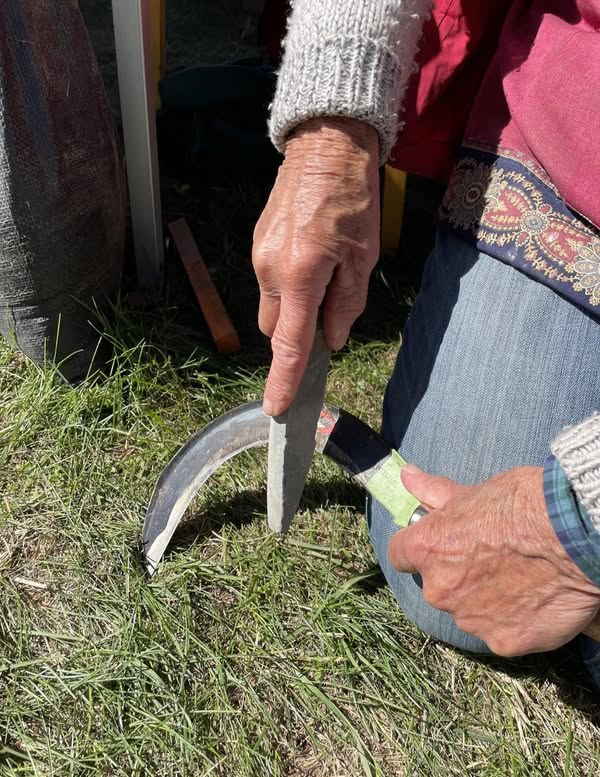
[{"left": 142, "top": 401, "right": 422, "bottom": 575}]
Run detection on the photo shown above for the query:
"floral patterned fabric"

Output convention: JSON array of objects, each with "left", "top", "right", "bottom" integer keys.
[{"left": 440, "top": 147, "right": 600, "bottom": 316}]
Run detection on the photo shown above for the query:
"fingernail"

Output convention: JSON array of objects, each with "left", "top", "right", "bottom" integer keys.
[
  {"left": 263, "top": 399, "right": 275, "bottom": 416},
  {"left": 402, "top": 463, "right": 422, "bottom": 476}
]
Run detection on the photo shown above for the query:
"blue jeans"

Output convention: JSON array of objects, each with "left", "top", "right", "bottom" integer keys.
[{"left": 367, "top": 227, "right": 600, "bottom": 688}]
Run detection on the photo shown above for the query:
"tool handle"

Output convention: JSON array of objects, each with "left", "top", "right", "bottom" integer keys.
[{"left": 315, "top": 408, "right": 600, "bottom": 643}]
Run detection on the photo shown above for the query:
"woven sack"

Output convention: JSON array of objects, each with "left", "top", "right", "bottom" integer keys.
[{"left": 0, "top": 0, "right": 125, "bottom": 379}]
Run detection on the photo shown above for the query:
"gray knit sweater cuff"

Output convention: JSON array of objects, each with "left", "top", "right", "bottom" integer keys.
[
  {"left": 552, "top": 414, "right": 600, "bottom": 534},
  {"left": 269, "top": 0, "right": 431, "bottom": 162}
]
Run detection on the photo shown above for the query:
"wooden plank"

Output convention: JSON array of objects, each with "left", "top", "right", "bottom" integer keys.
[{"left": 168, "top": 219, "right": 241, "bottom": 354}]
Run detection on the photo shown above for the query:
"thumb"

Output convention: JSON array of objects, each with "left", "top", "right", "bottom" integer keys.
[{"left": 400, "top": 464, "right": 461, "bottom": 510}]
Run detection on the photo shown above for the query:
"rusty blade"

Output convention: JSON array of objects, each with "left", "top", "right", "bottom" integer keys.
[{"left": 267, "top": 328, "right": 331, "bottom": 533}]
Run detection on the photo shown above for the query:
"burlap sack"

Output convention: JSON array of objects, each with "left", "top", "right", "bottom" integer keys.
[{"left": 0, "top": 0, "right": 125, "bottom": 379}]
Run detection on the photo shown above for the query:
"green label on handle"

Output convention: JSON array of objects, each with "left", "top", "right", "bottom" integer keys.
[{"left": 366, "top": 450, "right": 421, "bottom": 527}]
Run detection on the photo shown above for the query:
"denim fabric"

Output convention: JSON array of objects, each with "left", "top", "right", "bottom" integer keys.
[{"left": 367, "top": 227, "right": 600, "bottom": 687}]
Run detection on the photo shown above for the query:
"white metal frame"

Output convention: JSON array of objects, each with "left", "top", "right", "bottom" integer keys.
[{"left": 111, "top": 0, "right": 163, "bottom": 288}]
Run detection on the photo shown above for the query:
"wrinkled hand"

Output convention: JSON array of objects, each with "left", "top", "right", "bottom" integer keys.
[
  {"left": 389, "top": 466, "right": 600, "bottom": 656},
  {"left": 253, "top": 117, "right": 380, "bottom": 416}
]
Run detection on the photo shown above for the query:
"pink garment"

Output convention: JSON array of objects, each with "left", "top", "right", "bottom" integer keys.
[
  {"left": 466, "top": 0, "right": 600, "bottom": 228},
  {"left": 393, "top": 0, "right": 600, "bottom": 230},
  {"left": 391, "top": 0, "right": 512, "bottom": 180}
]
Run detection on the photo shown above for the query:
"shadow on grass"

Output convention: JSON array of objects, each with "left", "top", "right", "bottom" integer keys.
[
  {"left": 472, "top": 647, "right": 600, "bottom": 723},
  {"left": 0, "top": 741, "right": 28, "bottom": 771},
  {"left": 159, "top": 475, "right": 366, "bottom": 560}
]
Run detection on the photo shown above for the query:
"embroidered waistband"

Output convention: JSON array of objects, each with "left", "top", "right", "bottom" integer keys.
[{"left": 440, "top": 148, "right": 600, "bottom": 316}]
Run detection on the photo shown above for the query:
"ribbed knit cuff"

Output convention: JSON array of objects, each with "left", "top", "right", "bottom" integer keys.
[
  {"left": 269, "top": 0, "right": 431, "bottom": 163},
  {"left": 551, "top": 414, "right": 600, "bottom": 534}
]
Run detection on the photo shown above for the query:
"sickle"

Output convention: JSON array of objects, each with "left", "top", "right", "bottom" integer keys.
[
  {"left": 141, "top": 405, "right": 600, "bottom": 641},
  {"left": 142, "top": 401, "right": 423, "bottom": 575}
]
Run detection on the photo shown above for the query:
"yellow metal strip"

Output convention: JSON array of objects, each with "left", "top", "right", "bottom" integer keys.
[
  {"left": 381, "top": 165, "right": 407, "bottom": 253},
  {"left": 150, "top": 0, "right": 166, "bottom": 107}
]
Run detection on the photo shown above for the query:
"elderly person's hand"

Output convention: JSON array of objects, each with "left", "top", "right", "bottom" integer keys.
[
  {"left": 389, "top": 466, "right": 600, "bottom": 656},
  {"left": 252, "top": 117, "right": 380, "bottom": 416}
]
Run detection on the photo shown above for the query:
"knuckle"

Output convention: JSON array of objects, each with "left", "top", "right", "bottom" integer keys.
[
  {"left": 251, "top": 221, "right": 262, "bottom": 248},
  {"left": 270, "top": 333, "right": 303, "bottom": 366},
  {"left": 252, "top": 237, "right": 281, "bottom": 275},
  {"left": 251, "top": 243, "right": 270, "bottom": 273},
  {"left": 335, "top": 297, "right": 367, "bottom": 320},
  {"left": 257, "top": 314, "right": 276, "bottom": 338},
  {"left": 404, "top": 525, "right": 431, "bottom": 568},
  {"left": 421, "top": 579, "right": 449, "bottom": 612},
  {"left": 281, "top": 259, "right": 326, "bottom": 293},
  {"left": 326, "top": 284, "right": 367, "bottom": 316},
  {"left": 258, "top": 288, "right": 280, "bottom": 307},
  {"left": 279, "top": 263, "right": 304, "bottom": 288},
  {"left": 486, "top": 633, "right": 525, "bottom": 658}
]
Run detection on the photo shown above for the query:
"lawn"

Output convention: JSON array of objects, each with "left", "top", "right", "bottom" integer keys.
[{"left": 0, "top": 1, "right": 599, "bottom": 775}]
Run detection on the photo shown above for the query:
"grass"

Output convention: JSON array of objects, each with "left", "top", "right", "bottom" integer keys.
[
  {"left": 0, "top": 1, "right": 598, "bottom": 774},
  {"left": 0, "top": 256, "right": 599, "bottom": 775}
]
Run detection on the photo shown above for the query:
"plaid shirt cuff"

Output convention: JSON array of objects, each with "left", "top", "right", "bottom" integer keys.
[{"left": 544, "top": 454, "right": 600, "bottom": 589}]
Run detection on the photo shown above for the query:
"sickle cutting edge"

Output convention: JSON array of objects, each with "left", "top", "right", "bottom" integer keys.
[{"left": 142, "top": 400, "right": 425, "bottom": 575}]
